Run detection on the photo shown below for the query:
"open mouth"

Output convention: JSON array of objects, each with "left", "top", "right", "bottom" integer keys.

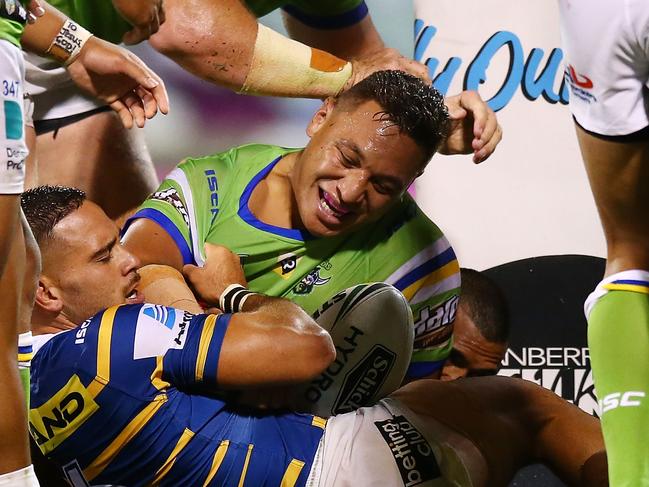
[
  {"left": 319, "top": 188, "right": 351, "bottom": 220},
  {"left": 125, "top": 274, "right": 144, "bottom": 304}
]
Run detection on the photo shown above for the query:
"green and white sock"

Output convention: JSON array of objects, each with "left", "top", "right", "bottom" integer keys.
[{"left": 585, "top": 270, "right": 649, "bottom": 486}]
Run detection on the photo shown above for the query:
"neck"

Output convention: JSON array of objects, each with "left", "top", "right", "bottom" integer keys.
[
  {"left": 31, "top": 309, "right": 78, "bottom": 336},
  {"left": 248, "top": 151, "right": 303, "bottom": 229}
]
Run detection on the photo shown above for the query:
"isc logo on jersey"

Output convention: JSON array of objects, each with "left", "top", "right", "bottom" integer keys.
[
  {"left": 133, "top": 305, "right": 193, "bottom": 359},
  {"left": 599, "top": 391, "right": 646, "bottom": 415}
]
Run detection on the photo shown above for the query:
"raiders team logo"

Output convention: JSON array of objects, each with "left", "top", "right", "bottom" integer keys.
[
  {"left": 375, "top": 415, "right": 441, "bottom": 486},
  {"left": 150, "top": 188, "right": 190, "bottom": 227},
  {"left": 292, "top": 266, "right": 330, "bottom": 295}
]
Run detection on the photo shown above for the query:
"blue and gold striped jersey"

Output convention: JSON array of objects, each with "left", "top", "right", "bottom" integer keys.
[{"left": 30, "top": 304, "right": 326, "bottom": 486}]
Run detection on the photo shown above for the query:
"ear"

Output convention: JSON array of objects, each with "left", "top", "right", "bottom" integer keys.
[
  {"left": 34, "top": 277, "right": 64, "bottom": 315},
  {"left": 306, "top": 97, "right": 336, "bottom": 138}
]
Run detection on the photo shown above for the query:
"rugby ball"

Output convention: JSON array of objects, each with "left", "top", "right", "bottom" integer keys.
[{"left": 292, "top": 282, "right": 414, "bottom": 417}]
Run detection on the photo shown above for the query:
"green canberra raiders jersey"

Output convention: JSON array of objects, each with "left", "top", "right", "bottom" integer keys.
[{"left": 126, "top": 144, "right": 460, "bottom": 379}]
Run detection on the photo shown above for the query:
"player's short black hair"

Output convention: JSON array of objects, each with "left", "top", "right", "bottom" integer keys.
[
  {"left": 337, "top": 70, "right": 449, "bottom": 160},
  {"left": 460, "top": 268, "right": 510, "bottom": 344},
  {"left": 21, "top": 185, "right": 86, "bottom": 245}
]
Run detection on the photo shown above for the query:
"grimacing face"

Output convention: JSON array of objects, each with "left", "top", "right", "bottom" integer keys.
[
  {"left": 42, "top": 201, "right": 143, "bottom": 324},
  {"left": 290, "top": 98, "right": 428, "bottom": 238}
]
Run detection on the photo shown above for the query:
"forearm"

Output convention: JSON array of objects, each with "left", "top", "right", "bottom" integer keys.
[
  {"left": 20, "top": 2, "right": 67, "bottom": 56},
  {"left": 138, "top": 264, "right": 204, "bottom": 314},
  {"left": 149, "top": 0, "right": 351, "bottom": 98},
  {"left": 148, "top": 0, "right": 256, "bottom": 91},
  {"left": 283, "top": 12, "right": 384, "bottom": 60}
]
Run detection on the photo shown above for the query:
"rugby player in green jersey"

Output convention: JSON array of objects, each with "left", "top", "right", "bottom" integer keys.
[
  {"left": 24, "top": 185, "right": 607, "bottom": 487},
  {"left": 29, "top": 0, "right": 501, "bottom": 219},
  {"left": 123, "top": 70, "right": 461, "bottom": 381}
]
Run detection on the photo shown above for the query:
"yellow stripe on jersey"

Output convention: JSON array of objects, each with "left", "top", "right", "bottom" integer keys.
[
  {"left": 29, "top": 374, "right": 100, "bottom": 455},
  {"left": 237, "top": 444, "right": 254, "bottom": 487},
  {"left": 151, "top": 428, "right": 195, "bottom": 485},
  {"left": 280, "top": 459, "right": 305, "bottom": 487},
  {"left": 604, "top": 283, "right": 649, "bottom": 295},
  {"left": 202, "top": 440, "right": 230, "bottom": 487},
  {"left": 150, "top": 356, "right": 170, "bottom": 390},
  {"left": 87, "top": 306, "right": 119, "bottom": 398},
  {"left": 401, "top": 259, "right": 459, "bottom": 301},
  {"left": 196, "top": 315, "right": 217, "bottom": 382},
  {"left": 311, "top": 416, "right": 327, "bottom": 429},
  {"left": 84, "top": 394, "right": 168, "bottom": 481}
]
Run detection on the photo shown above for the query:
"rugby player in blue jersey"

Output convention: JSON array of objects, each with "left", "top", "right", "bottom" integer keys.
[{"left": 23, "top": 185, "right": 606, "bottom": 486}]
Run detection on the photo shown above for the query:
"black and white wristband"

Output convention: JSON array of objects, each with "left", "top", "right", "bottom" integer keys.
[{"left": 219, "top": 284, "right": 257, "bottom": 313}]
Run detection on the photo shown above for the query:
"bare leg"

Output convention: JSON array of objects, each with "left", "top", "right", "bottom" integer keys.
[{"left": 35, "top": 110, "right": 158, "bottom": 220}]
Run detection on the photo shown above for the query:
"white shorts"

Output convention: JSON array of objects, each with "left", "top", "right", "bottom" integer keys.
[
  {"left": 0, "top": 39, "right": 27, "bottom": 194},
  {"left": 559, "top": 0, "right": 649, "bottom": 136},
  {"left": 307, "top": 397, "right": 482, "bottom": 487},
  {"left": 23, "top": 51, "right": 103, "bottom": 122},
  {"left": 0, "top": 465, "right": 39, "bottom": 487}
]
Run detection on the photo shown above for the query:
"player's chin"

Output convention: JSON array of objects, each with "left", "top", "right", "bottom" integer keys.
[{"left": 307, "top": 211, "right": 361, "bottom": 238}]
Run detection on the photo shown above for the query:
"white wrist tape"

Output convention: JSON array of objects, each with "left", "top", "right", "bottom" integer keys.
[
  {"left": 219, "top": 284, "right": 257, "bottom": 313},
  {"left": 241, "top": 24, "right": 352, "bottom": 98},
  {"left": 46, "top": 19, "right": 93, "bottom": 66}
]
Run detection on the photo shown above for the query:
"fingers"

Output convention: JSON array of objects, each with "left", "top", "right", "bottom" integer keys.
[
  {"left": 121, "top": 3, "right": 163, "bottom": 45},
  {"left": 117, "top": 52, "right": 169, "bottom": 116},
  {"left": 26, "top": 0, "right": 45, "bottom": 23},
  {"left": 444, "top": 94, "right": 468, "bottom": 120},
  {"left": 110, "top": 86, "right": 160, "bottom": 129},
  {"left": 347, "top": 49, "right": 431, "bottom": 90},
  {"left": 138, "top": 86, "right": 158, "bottom": 120},
  {"left": 109, "top": 100, "right": 134, "bottom": 129},
  {"left": 473, "top": 123, "right": 502, "bottom": 164},
  {"left": 458, "top": 91, "right": 501, "bottom": 163},
  {"left": 123, "top": 91, "right": 147, "bottom": 128}
]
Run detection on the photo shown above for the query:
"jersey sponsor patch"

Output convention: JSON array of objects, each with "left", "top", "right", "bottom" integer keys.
[
  {"left": 29, "top": 375, "right": 100, "bottom": 454},
  {"left": 133, "top": 305, "right": 193, "bottom": 359},
  {"left": 151, "top": 188, "right": 190, "bottom": 228},
  {"left": 564, "top": 65, "right": 597, "bottom": 104},
  {"left": 374, "top": 415, "right": 441, "bottom": 486},
  {"left": 274, "top": 253, "right": 300, "bottom": 279},
  {"left": 413, "top": 295, "right": 458, "bottom": 347}
]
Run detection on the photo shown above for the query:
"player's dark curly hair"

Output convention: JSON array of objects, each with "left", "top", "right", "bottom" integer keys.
[
  {"left": 21, "top": 185, "right": 86, "bottom": 245},
  {"left": 460, "top": 268, "right": 510, "bottom": 344},
  {"left": 337, "top": 70, "right": 449, "bottom": 160}
]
